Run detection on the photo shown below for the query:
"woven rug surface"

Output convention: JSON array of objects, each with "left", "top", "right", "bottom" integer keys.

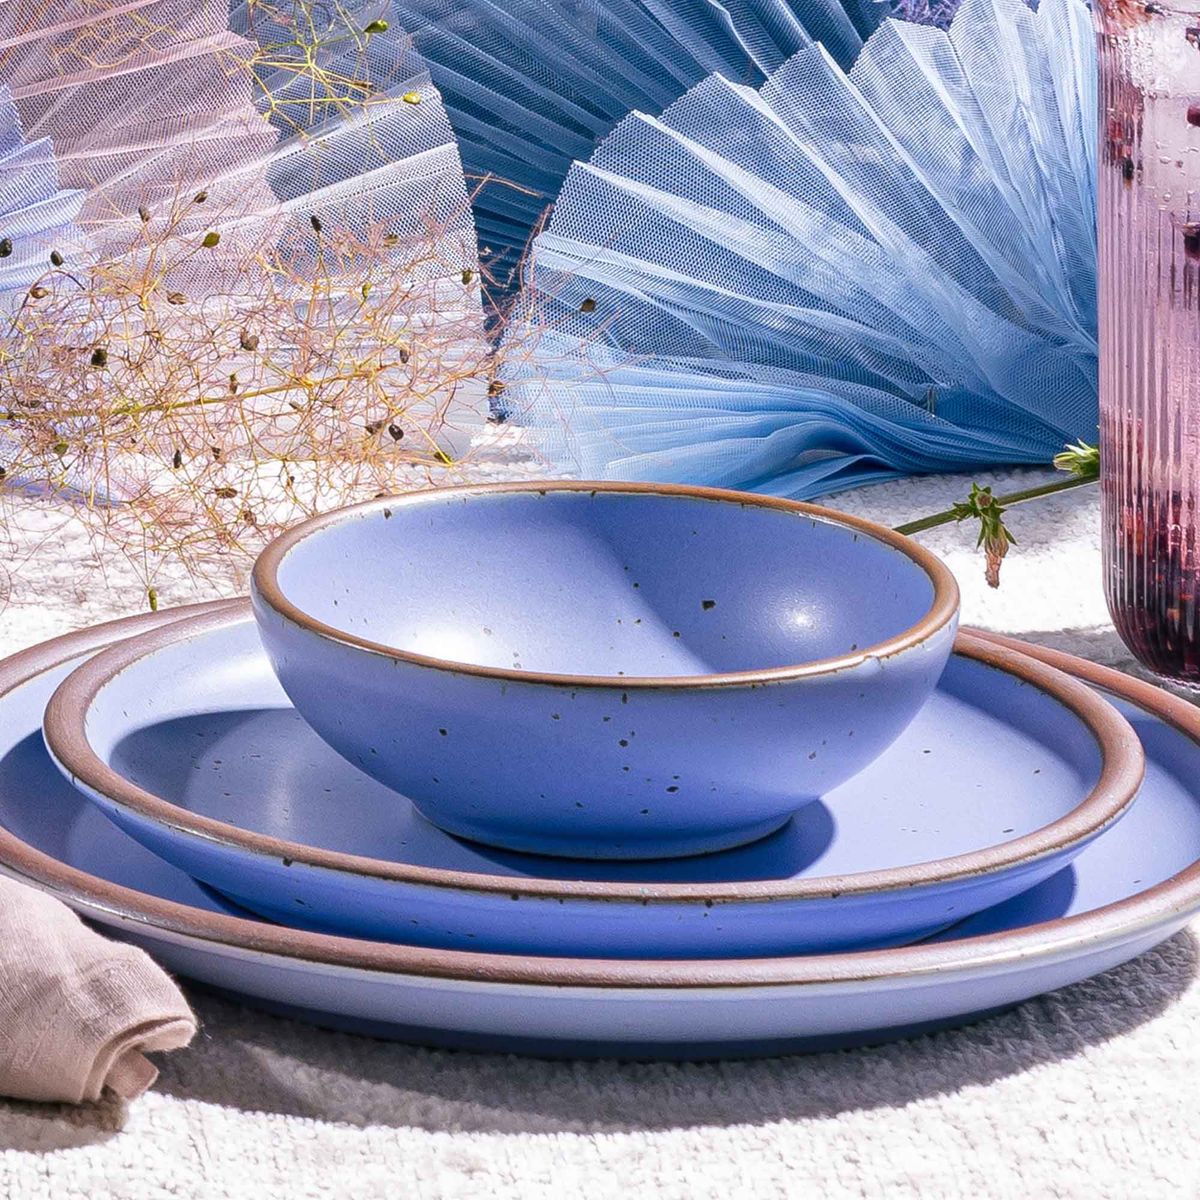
[{"left": 0, "top": 466, "right": 1194, "bottom": 1199}]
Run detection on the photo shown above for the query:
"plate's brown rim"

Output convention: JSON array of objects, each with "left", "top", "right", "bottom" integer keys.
[
  {"left": 42, "top": 599, "right": 1144, "bottom": 904},
  {"left": 1, "top": 607, "right": 1198, "bottom": 989},
  {"left": 250, "top": 480, "right": 961, "bottom": 689}
]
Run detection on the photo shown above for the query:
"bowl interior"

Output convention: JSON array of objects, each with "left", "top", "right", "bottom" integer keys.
[{"left": 271, "top": 489, "right": 940, "bottom": 678}]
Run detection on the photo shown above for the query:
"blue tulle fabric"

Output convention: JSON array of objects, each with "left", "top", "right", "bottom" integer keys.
[
  {"left": 0, "top": 87, "right": 83, "bottom": 305},
  {"left": 366, "top": 0, "right": 889, "bottom": 274},
  {"left": 504, "top": 0, "right": 1098, "bottom": 497},
  {"left": 226, "top": 2, "right": 479, "bottom": 287}
]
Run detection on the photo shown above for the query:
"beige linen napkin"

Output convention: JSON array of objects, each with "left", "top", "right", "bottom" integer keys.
[{"left": 0, "top": 875, "right": 196, "bottom": 1104}]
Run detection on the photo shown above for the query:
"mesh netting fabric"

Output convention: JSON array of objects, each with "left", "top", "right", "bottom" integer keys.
[
  {"left": 0, "top": 85, "right": 84, "bottom": 299},
  {"left": 347, "top": 0, "right": 891, "bottom": 278},
  {"left": 503, "top": 0, "right": 1097, "bottom": 498}
]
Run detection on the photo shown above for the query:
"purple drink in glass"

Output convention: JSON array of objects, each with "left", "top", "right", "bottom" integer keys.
[{"left": 1100, "top": 0, "right": 1200, "bottom": 683}]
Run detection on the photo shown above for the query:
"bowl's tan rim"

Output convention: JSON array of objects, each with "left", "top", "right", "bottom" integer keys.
[
  {"left": 0, "top": 606, "right": 1195, "bottom": 990},
  {"left": 42, "top": 599, "right": 1144, "bottom": 906},
  {"left": 250, "top": 480, "right": 961, "bottom": 689}
]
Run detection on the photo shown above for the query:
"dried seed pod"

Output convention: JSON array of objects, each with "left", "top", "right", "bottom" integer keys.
[
  {"left": 49, "top": 250, "right": 64, "bottom": 267},
  {"left": 361, "top": 283, "right": 371, "bottom": 300},
  {"left": 310, "top": 214, "right": 323, "bottom": 234},
  {"left": 365, "top": 18, "right": 389, "bottom": 33},
  {"left": 201, "top": 231, "right": 220, "bottom": 249},
  {"left": 213, "top": 486, "right": 237, "bottom": 499},
  {"left": 364, "top": 419, "right": 385, "bottom": 435},
  {"left": 194, "top": 190, "right": 208, "bottom": 204},
  {"left": 382, "top": 232, "right": 399, "bottom": 247},
  {"left": 171, "top": 448, "right": 183, "bottom": 469},
  {"left": 229, "top": 373, "right": 239, "bottom": 394},
  {"left": 461, "top": 268, "right": 475, "bottom": 285},
  {"left": 388, "top": 423, "right": 404, "bottom": 441},
  {"left": 137, "top": 205, "right": 151, "bottom": 223},
  {"left": 402, "top": 91, "right": 421, "bottom": 105},
  {"left": 239, "top": 329, "right": 260, "bottom": 352},
  {"left": 240, "top": 507, "right": 257, "bottom": 527},
  {"left": 488, "top": 379, "right": 506, "bottom": 397},
  {"left": 397, "top": 346, "right": 410, "bottom": 364},
  {"left": 52, "top": 441, "right": 68, "bottom": 457},
  {"left": 89, "top": 347, "right": 108, "bottom": 367},
  {"left": 167, "top": 291, "right": 187, "bottom": 305},
  {"left": 147, "top": 588, "right": 158, "bottom": 612},
  {"left": 0, "top": 238, "right": 12, "bottom": 257},
  {"left": 211, "top": 445, "right": 222, "bottom": 461},
  {"left": 0, "top": 465, "right": 6, "bottom": 479},
  {"left": 28, "top": 286, "right": 48, "bottom": 300},
  {"left": 580, "top": 297, "right": 597, "bottom": 313}
]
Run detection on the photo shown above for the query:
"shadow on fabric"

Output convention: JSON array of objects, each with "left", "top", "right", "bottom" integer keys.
[{"left": 139, "top": 930, "right": 1197, "bottom": 1135}]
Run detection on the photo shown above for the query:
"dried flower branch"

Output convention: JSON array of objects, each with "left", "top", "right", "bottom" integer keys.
[
  {"left": 893, "top": 442, "right": 1100, "bottom": 586},
  {"left": 0, "top": 4, "right": 498, "bottom": 600}
]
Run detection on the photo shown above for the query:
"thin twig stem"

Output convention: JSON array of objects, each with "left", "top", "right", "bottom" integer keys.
[{"left": 894, "top": 473, "right": 1097, "bottom": 536}]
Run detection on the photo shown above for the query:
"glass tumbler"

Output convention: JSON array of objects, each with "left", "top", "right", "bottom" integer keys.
[{"left": 1099, "top": 0, "right": 1200, "bottom": 683}]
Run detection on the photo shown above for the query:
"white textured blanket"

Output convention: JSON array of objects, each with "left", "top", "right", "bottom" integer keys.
[{"left": 1, "top": 466, "right": 1195, "bottom": 1200}]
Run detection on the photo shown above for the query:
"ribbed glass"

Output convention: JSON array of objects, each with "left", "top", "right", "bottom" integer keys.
[{"left": 1099, "top": 0, "right": 1200, "bottom": 684}]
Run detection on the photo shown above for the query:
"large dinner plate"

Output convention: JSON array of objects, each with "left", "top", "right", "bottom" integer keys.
[{"left": 0, "top": 605, "right": 1197, "bottom": 1058}]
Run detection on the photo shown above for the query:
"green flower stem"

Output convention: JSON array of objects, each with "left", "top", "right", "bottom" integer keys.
[{"left": 893, "top": 472, "right": 1097, "bottom": 537}]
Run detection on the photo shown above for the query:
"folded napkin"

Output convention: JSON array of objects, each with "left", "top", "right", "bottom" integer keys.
[{"left": 0, "top": 875, "right": 196, "bottom": 1104}]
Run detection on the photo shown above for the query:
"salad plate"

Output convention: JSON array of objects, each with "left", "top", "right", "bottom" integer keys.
[
  {"left": 0, "top": 607, "right": 1196, "bottom": 1057},
  {"left": 42, "top": 602, "right": 1142, "bottom": 956}
]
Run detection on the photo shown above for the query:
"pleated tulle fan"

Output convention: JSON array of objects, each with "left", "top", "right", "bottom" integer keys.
[
  {"left": 0, "top": 0, "right": 486, "bottom": 527},
  {"left": 504, "top": 0, "right": 1098, "bottom": 498},
  {"left": 383, "top": 0, "right": 890, "bottom": 280},
  {"left": 0, "top": 85, "right": 84, "bottom": 304}
]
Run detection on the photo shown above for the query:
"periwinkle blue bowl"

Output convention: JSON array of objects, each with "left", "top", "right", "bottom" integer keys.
[{"left": 251, "top": 482, "right": 960, "bottom": 859}]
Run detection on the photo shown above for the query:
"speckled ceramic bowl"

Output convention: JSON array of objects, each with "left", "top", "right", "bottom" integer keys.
[{"left": 250, "top": 482, "right": 960, "bottom": 859}]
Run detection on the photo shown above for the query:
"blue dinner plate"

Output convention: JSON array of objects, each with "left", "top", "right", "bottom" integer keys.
[
  {"left": 42, "top": 603, "right": 1141, "bottom": 957},
  {"left": 0, "top": 606, "right": 1198, "bottom": 1059}
]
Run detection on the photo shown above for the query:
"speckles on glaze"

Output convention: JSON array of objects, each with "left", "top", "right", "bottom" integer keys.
[
  {"left": 702, "top": 599, "right": 716, "bottom": 611},
  {"left": 438, "top": 728, "right": 448, "bottom": 737},
  {"left": 618, "top": 739, "right": 629, "bottom": 747}
]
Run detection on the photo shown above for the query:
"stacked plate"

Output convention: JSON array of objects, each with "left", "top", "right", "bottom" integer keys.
[{"left": 4, "top": 481, "right": 1200, "bottom": 1058}]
